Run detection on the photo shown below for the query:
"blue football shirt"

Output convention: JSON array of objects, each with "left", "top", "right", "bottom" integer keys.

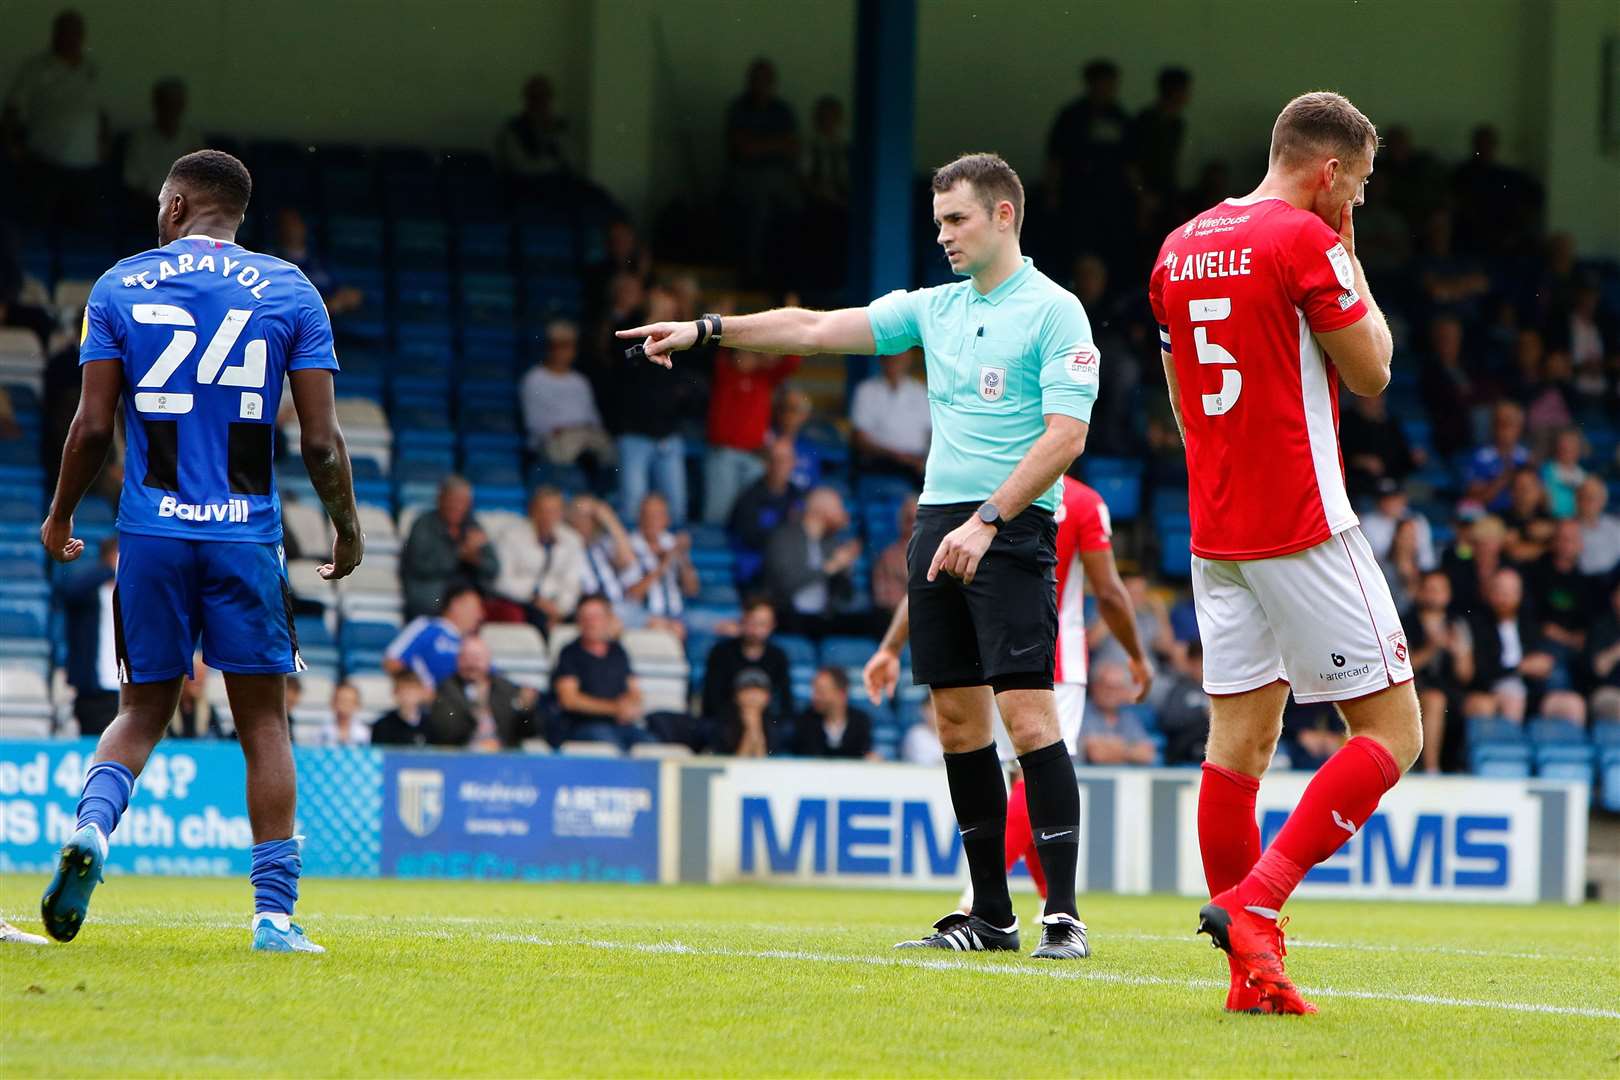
[{"left": 79, "top": 234, "right": 338, "bottom": 543}]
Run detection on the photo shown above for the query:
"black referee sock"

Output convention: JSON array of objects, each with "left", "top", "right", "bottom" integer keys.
[
  {"left": 943, "top": 742, "right": 1014, "bottom": 928},
  {"left": 1019, "top": 740, "right": 1081, "bottom": 918}
]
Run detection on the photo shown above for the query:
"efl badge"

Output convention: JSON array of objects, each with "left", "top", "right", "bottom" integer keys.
[
  {"left": 1325, "top": 242, "right": 1356, "bottom": 290},
  {"left": 1066, "top": 344, "right": 1100, "bottom": 385},
  {"left": 979, "top": 366, "right": 1006, "bottom": 402}
]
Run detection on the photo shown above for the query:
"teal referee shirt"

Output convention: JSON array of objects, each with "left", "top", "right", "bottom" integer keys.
[{"left": 867, "top": 256, "right": 1098, "bottom": 514}]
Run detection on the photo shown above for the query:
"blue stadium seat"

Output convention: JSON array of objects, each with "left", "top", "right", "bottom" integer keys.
[
  {"left": 1601, "top": 758, "right": 1620, "bottom": 813},
  {"left": 698, "top": 581, "right": 740, "bottom": 607},
  {"left": 1470, "top": 740, "right": 1532, "bottom": 776},
  {"left": 1089, "top": 471, "right": 1142, "bottom": 521},
  {"left": 1159, "top": 530, "right": 1192, "bottom": 578},
  {"left": 687, "top": 523, "right": 729, "bottom": 550},
  {"left": 1527, "top": 718, "right": 1586, "bottom": 745},
  {"left": 1467, "top": 716, "right": 1527, "bottom": 747},
  {"left": 820, "top": 636, "right": 877, "bottom": 670},
  {"left": 456, "top": 221, "right": 513, "bottom": 266},
  {"left": 1535, "top": 743, "right": 1595, "bottom": 783},
  {"left": 517, "top": 220, "right": 576, "bottom": 267},
  {"left": 327, "top": 215, "right": 385, "bottom": 261},
  {"left": 774, "top": 634, "right": 817, "bottom": 669},
  {"left": 1591, "top": 721, "right": 1620, "bottom": 747}
]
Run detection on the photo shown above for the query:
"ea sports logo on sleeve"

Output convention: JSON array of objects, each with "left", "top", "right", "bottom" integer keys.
[{"left": 1066, "top": 345, "right": 1100, "bottom": 386}]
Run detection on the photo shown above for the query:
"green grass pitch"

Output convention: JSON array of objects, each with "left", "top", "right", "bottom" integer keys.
[{"left": 3, "top": 876, "right": 1616, "bottom": 1077}]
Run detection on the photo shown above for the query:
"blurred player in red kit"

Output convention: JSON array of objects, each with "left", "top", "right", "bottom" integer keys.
[{"left": 1148, "top": 92, "right": 1420, "bottom": 1014}]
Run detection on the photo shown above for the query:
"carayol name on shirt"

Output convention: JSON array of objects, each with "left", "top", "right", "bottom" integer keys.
[
  {"left": 157, "top": 494, "right": 252, "bottom": 523},
  {"left": 1164, "top": 248, "right": 1253, "bottom": 282},
  {"left": 120, "top": 251, "right": 275, "bottom": 300}
]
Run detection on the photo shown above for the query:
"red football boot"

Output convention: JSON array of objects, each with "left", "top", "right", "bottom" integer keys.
[
  {"left": 1224, "top": 953, "right": 1269, "bottom": 1013},
  {"left": 1198, "top": 888, "right": 1317, "bottom": 1015}
]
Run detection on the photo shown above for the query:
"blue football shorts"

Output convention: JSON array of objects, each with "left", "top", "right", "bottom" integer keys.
[{"left": 113, "top": 531, "right": 306, "bottom": 682}]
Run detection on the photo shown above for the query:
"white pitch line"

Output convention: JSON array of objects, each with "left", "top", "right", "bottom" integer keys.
[
  {"left": 71, "top": 909, "right": 1619, "bottom": 965},
  {"left": 488, "top": 934, "right": 1620, "bottom": 1021}
]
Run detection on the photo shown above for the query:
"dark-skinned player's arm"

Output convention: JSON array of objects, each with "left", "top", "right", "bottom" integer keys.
[
  {"left": 289, "top": 368, "right": 363, "bottom": 580},
  {"left": 41, "top": 360, "right": 123, "bottom": 563},
  {"left": 863, "top": 595, "right": 910, "bottom": 704},
  {"left": 927, "top": 413, "right": 1089, "bottom": 585},
  {"left": 1079, "top": 546, "right": 1154, "bottom": 704}
]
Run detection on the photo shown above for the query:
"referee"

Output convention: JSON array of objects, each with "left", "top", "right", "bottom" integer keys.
[{"left": 619, "top": 153, "right": 1098, "bottom": 959}]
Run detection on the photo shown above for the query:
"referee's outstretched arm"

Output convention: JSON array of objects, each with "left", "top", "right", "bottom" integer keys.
[{"left": 616, "top": 306, "right": 878, "bottom": 366}]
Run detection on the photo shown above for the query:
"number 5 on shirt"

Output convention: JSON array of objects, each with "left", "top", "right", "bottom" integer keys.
[{"left": 1190, "top": 297, "right": 1241, "bottom": 416}]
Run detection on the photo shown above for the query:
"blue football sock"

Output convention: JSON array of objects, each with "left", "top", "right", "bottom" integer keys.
[
  {"left": 250, "top": 836, "right": 302, "bottom": 915},
  {"left": 76, "top": 761, "right": 135, "bottom": 840}
]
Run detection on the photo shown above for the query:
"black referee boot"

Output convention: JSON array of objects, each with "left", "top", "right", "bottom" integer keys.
[{"left": 895, "top": 911, "right": 1020, "bottom": 952}]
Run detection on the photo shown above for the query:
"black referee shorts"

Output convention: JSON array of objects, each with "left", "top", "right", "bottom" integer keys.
[{"left": 907, "top": 501, "right": 1058, "bottom": 689}]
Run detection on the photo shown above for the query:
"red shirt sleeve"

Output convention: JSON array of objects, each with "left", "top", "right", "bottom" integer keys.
[
  {"left": 1281, "top": 214, "right": 1367, "bottom": 334},
  {"left": 1147, "top": 236, "right": 1171, "bottom": 331},
  {"left": 1074, "top": 484, "right": 1112, "bottom": 552}
]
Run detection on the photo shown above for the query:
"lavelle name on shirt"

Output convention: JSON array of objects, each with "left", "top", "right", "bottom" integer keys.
[
  {"left": 1163, "top": 248, "right": 1253, "bottom": 282},
  {"left": 119, "top": 251, "right": 275, "bottom": 299}
]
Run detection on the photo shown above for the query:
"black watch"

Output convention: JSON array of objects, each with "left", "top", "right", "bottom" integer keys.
[{"left": 976, "top": 502, "right": 1002, "bottom": 530}]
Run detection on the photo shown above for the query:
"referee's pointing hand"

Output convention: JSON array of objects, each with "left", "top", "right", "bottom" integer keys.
[
  {"left": 927, "top": 516, "right": 996, "bottom": 585},
  {"left": 615, "top": 321, "right": 697, "bottom": 368}
]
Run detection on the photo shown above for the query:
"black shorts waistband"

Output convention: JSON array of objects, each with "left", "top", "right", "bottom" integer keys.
[{"left": 917, "top": 502, "right": 1054, "bottom": 522}]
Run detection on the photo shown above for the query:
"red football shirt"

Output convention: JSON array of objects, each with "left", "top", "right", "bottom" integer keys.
[
  {"left": 1053, "top": 476, "right": 1112, "bottom": 685},
  {"left": 1148, "top": 196, "right": 1368, "bottom": 560}
]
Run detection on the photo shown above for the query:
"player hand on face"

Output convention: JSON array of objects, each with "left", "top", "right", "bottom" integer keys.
[
  {"left": 39, "top": 514, "right": 84, "bottom": 563},
  {"left": 319, "top": 530, "right": 364, "bottom": 581},
  {"left": 615, "top": 321, "right": 698, "bottom": 368},
  {"left": 863, "top": 647, "right": 900, "bottom": 705},
  {"left": 927, "top": 517, "right": 995, "bottom": 585},
  {"left": 1128, "top": 654, "right": 1155, "bottom": 704},
  {"left": 1337, "top": 200, "right": 1356, "bottom": 256}
]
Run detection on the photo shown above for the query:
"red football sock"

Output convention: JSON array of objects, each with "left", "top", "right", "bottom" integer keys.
[
  {"left": 1198, "top": 762, "right": 1261, "bottom": 897},
  {"left": 1238, "top": 736, "right": 1401, "bottom": 911},
  {"left": 1003, "top": 777, "right": 1046, "bottom": 899}
]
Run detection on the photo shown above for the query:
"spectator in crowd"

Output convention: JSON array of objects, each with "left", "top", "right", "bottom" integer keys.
[
  {"left": 1091, "top": 573, "right": 1180, "bottom": 680},
  {"left": 490, "top": 486, "right": 585, "bottom": 634},
  {"left": 427, "top": 636, "right": 539, "bottom": 751},
  {"left": 1443, "top": 513, "right": 1508, "bottom": 618},
  {"left": 1574, "top": 475, "right": 1620, "bottom": 576},
  {"left": 495, "top": 74, "right": 578, "bottom": 194},
  {"left": 1407, "top": 570, "right": 1475, "bottom": 773},
  {"left": 315, "top": 681, "right": 369, "bottom": 747},
  {"left": 1380, "top": 516, "right": 1428, "bottom": 616},
  {"left": 1418, "top": 314, "right": 1481, "bottom": 457},
  {"left": 717, "top": 668, "right": 776, "bottom": 758},
  {"left": 804, "top": 95, "right": 849, "bottom": 207},
  {"left": 171, "top": 655, "right": 223, "bottom": 739},
  {"left": 519, "top": 319, "right": 615, "bottom": 484},
  {"left": 384, "top": 584, "right": 485, "bottom": 689},
  {"left": 121, "top": 77, "right": 202, "bottom": 201},
  {"left": 1524, "top": 347, "right": 1579, "bottom": 447},
  {"left": 57, "top": 534, "right": 118, "bottom": 736},
  {"left": 1525, "top": 520, "right": 1597, "bottom": 658},
  {"left": 1413, "top": 207, "right": 1492, "bottom": 318},
  {"left": 1557, "top": 280, "right": 1613, "bottom": 397},
  {"left": 399, "top": 475, "right": 499, "bottom": 619},
  {"left": 1541, "top": 427, "right": 1586, "bottom": 519},
  {"left": 1127, "top": 66, "right": 1192, "bottom": 224},
  {"left": 850, "top": 350, "right": 930, "bottom": 483},
  {"left": 701, "top": 597, "right": 793, "bottom": 735},
  {"left": 770, "top": 386, "right": 822, "bottom": 489},
  {"left": 612, "top": 288, "right": 699, "bottom": 525},
  {"left": 1451, "top": 124, "right": 1542, "bottom": 258},
  {"left": 730, "top": 438, "right": 806, "bottom": 591},
  {"left": 792, "top": 667, "right": 875, "bottom": 759},
  {"left": 1045, "top": 58, "right": 1132, "bottom": 264},
  {"left": 1282, "top": 700, "right": 1347, "bottom": 771},
  {"left": 1340, "top": 393, "right": 1422, "bottom": 499},
  {"left": 901, "top": 696, "right": 944, "bottom": 766},
  {"left": 551, "top": 594, "right": 656, "bottom": 751},
  {"left": 0, "top": 223, "right": 56, "bottom": 348},
  {"left": 1378, "top": 125, "right": 1448, "bottom": 230},
  {"left": 2, "top": 10, "right": 105, "bottom": 227},
  {"left": 567, "top": 494, "right": 639, "bottom": 616},
  {"left": 369, "top": 670, "right": 432, "bottom": 747},
  {"left": 624, "top": 492, "right": 699, "bottom": 637},
  {"left": 726, "top": 58, "right": 800, "bottom": 277},
  {"left": 1464, "top": 567, "right": 1584, "bottom": 725},
  {"left": 763, "top": 486, "right": 863, "bottom": 637},
  {"left": 1361, "top": 477, "right": 1438, "bottom": 571},
  {"left": 1502, "top": 467, "right": 1556, "bottom": 563},
  {"left": 1080, "top": 661, "right": 1155, "bottom": 765},
  {"left": 1586, "top": 582, "right": 1620, "bottom": 725},
  {"left": 268, "top": 207, "right": 365, "bottom": 315},
  {"left": 1464, "top": 402, "right": 1530, "bottom": 515},
  {"left": 871, "top": 496, "right": 917, "bottom": 614},
  {"left": 1156, "top": 641, "right": 1210, "bottom": 765},
  {"left": 704, "top": 347, "right": 801, "bottom": 523}
]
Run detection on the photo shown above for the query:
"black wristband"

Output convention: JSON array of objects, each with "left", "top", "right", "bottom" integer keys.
[
  {"left": 704, "top": 313, "right": 723, "bottom": 342},
  {"left": 693, "top": 319, "right": 708, "bottom": 346}
]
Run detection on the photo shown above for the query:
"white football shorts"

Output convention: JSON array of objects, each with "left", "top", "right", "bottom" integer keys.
[{"left": 1191, "top": 525, "right": 1413, "bottom": 703}]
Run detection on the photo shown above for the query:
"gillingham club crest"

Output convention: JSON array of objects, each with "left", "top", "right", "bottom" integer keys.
[{"left": 397, "top": 768, "right": 445, "bottom": 837}]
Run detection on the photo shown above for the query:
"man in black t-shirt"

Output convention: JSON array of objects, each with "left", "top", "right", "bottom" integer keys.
[
  {"left": 701, "top": 598, "right": 793, "bottom": 738},
  {"left": 551, "top": 595, "right": 656, "bottom": 751}
]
